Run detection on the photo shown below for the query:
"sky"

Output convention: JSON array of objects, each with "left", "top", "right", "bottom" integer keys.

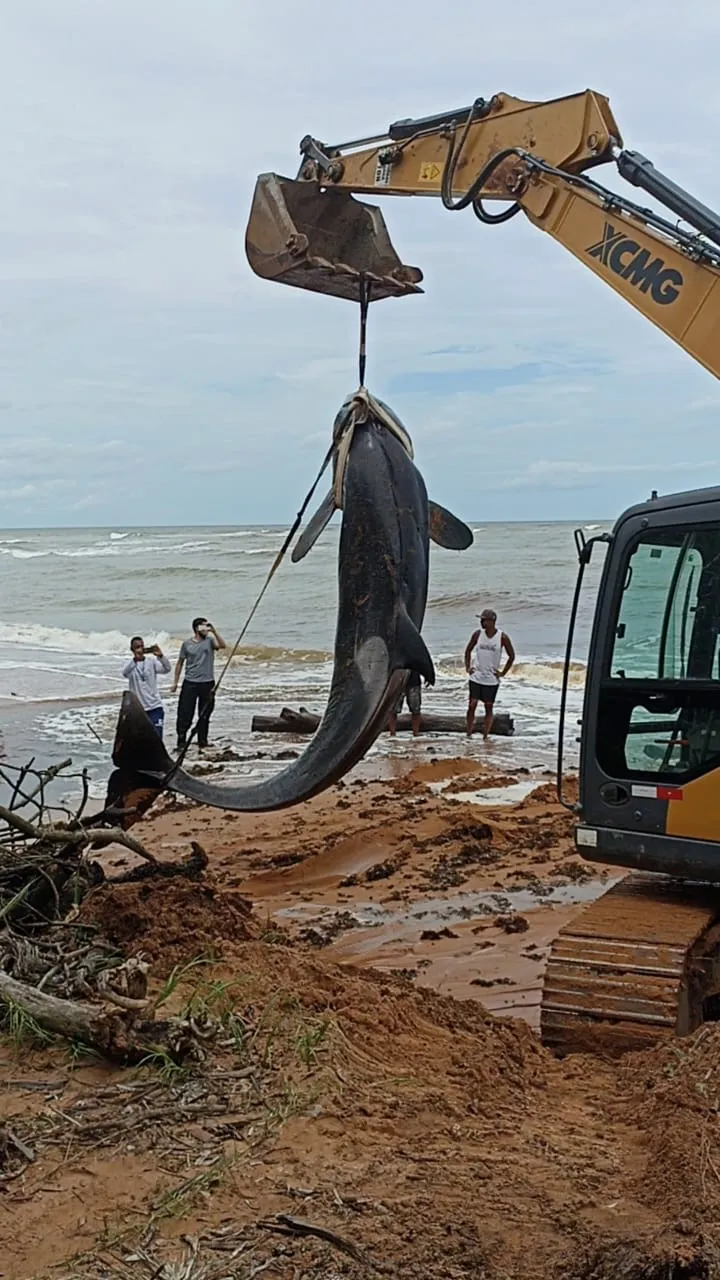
[{"left": 1, "top": 1, "right": 720, "bottom": 527}]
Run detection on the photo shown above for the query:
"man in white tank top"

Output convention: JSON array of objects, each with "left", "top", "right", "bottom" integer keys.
[{"left": 464, "top": 608, "right": 515, "bottom": 740}]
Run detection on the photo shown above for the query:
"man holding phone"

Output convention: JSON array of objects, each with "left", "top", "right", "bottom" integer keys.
[
  {"left": 123, "top": 636, "right": 172, "bottom": 739},
  {"left": 172, "top": 616, "right": 227, "bottom": 753}
]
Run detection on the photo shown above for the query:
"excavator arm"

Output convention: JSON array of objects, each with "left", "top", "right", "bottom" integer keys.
[
  {"left": 246, "top": 91, "right": 720, "bottom": 1059},
  {"left": 246, "top": 89, "right": 720, "bottom": 381}
]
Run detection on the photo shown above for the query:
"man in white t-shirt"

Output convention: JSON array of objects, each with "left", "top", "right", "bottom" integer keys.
[
  {"left": 464, "top": 609, "right": 515, "bottom": 740},
  {"left": 123, "top": 637, "right": 172, "bottom": 739}
]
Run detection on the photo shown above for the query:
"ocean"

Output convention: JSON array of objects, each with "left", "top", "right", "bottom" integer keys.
[{"left": 0, "top": 520, "right": 611, "bottom": 803}]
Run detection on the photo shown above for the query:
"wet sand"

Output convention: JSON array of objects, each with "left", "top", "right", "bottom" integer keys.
[
  {"left": 7, "top": 750, "right": 720, "bottom": 1279},
  {"left": 117, "top": 752, "right": 618, "bottom": 1028}
]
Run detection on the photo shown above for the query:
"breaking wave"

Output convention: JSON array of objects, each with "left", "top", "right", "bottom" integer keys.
[
  {"left": 433, "top": 657, "right": 586, "bottom": 690},
  {"left": 512, "top": 660, "right": 586, "bottom": 689},
  {"left": 0, "top": 623, "right": 167, "bottom": 656},
  {"left": 0, "top": 624, "right": 332, "bottom": 667},
  {"left": 226, "top": 644, "right": 332, "bottom": 666}
]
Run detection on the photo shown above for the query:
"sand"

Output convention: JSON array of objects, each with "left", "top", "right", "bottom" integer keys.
[
  {"left": 100, "top": 758, "right": 614, "bottom": 1024},
  {"left": 1, "top": 753, "right": 719, "bottom": 1279}
]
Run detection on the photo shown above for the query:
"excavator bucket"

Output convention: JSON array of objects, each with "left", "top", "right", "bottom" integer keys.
[{"left": 245, "top": 174, "right": 424, "bottom": 303}]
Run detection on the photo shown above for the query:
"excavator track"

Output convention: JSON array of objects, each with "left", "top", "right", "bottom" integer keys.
[{"left": 541, "top": 873, "right": 720, "bottom": 1057}]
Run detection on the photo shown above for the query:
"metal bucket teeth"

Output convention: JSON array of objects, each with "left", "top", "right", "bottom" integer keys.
[{"left": 245, "top": 174, "right": 424, "bottom": 302}]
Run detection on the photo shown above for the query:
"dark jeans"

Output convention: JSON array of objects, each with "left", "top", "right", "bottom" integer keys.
[
  {"left": 147, "top": 706, "right": 165, "bottom": 740},
  {"left": 176, "top": 680, "right": 215, "bottom": 749}
]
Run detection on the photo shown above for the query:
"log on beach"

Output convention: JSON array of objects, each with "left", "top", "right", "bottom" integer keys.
[
  {"left": 251, "top": 707, "right": 515, "bottom": 737},
  {"left": 386, "top": 712, "right": 514, "bottom": 737},
  {"left": 251, "top": 707, "right": 321, "bottom": 734},
  {"left": 0, "top": 968, "right": 205, "bottom": 1066}
]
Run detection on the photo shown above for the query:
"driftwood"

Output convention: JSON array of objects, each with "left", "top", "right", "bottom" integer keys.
[
  {"left": 0, "top": 803, "right": 156, "bottom": 863},
  {"left": 107, "top": 842, "right": 208, "bottom": 884},
  {"left": 0, "top": 968, "right": 208, "bottom": 1065},
  {"left": 0, "top": 757, "right": 168, "bottom": 929},
  {"left": 0, "top": 759, "right": 216, "bottom": 1066},
  {"left": 252, "top": 706, "right": 515, "bottom": 737},
  {"left": 252, "top": 707, "right": 321, "bottom": 734},
  {"left": 390, "top": 711, "right": 514, "bottom": 736}
]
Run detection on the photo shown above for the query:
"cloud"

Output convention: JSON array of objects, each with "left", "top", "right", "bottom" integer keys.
[
  {"left": 498, "top": 458, "right": 719, "bottom": 491},
  {"left": 387, "top": 363, "right": 556, "bottom": 396},
  {"left": 0, "top": 0, "right": 719, "bottom": 525}
]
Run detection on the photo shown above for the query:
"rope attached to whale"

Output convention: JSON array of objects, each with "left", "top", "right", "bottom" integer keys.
[
  {"left": 167, "top": 439, "right": 336, "bottom": 776},
  {"left": 166, "top": 282, "right": 407, "bottom": 777}
]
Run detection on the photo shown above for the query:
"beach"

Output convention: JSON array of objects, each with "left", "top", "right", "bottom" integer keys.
[
  {"left": 109, "top": 755, "right": 616, "bottom": 1025},
  {"left": 6, "top": 519, "right": 720, "bottom": 1277},
  {"left": 3, "top": 750, "right": 720, "bottom": 1278}
]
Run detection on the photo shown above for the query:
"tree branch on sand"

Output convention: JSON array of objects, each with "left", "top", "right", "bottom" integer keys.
[
  {"left": 0, "top": 757, "right": 157, "bottom": 864},
  {"left": 0, "top": 966, "right": 211, "bottom": 1065},
  {"left": 0, "top": 757, "right": 213, "bottom": 1065}
]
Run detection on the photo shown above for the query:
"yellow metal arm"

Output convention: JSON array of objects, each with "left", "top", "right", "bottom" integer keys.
[
  {"left": 521, "top": 167, "right": 720, "bottom": 380},
  {"left": 246, "top": 90, "right": 720, "bottom": 380},
  {"left": 301, "top": 91, "right": 621, "bottom": 195}
]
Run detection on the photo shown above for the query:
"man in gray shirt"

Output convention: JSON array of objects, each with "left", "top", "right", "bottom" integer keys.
[{"left": 171, "top": 616, "right": 227, "bottom": 753}]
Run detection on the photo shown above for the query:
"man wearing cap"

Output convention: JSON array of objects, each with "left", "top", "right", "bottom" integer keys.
[{"left": 464, "top": 609, "right": 515, "bottom": 740}]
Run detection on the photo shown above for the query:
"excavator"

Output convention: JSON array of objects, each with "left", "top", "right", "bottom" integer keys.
[{"left": 245, "top": 89, "right": 720, "bottom": 1057}]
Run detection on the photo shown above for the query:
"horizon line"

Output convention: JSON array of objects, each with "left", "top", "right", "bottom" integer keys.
[{"left": 0, "top": 517, "right": 614, "bottom": 533}]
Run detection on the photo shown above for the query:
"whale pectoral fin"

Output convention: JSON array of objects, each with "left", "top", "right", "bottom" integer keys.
[
  {"left": 428, "top": 501, "right": 474, "bottom": 551},
  {"left": 112, "top": 691, "right": 173, "bottom": 780},
  {"left": 291, "top": 491, "right": 337, "bottom": 563},
  {"left": 394, "top": 609, "right": 435, "bottom": 685}
]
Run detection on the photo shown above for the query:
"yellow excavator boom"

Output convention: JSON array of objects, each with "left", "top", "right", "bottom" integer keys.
[
  {"left": 245, "top": 89, "right": 720, "bottom": 381},
  {"left": 246, "top": 90, "right": 720, "bottom": 1057}
]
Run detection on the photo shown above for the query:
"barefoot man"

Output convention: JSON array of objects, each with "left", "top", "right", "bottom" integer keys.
[{"left": 465, "top": 609, "right": 515, "bottom": 740}]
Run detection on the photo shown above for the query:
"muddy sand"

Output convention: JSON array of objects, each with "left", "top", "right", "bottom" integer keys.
[{"left": 2, "top": 755, "right": 720, "bottom": 1278}]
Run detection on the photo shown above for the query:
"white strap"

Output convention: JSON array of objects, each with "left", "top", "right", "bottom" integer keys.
[{"left": 332, "top": 388, "right": 414, "bottom": 509}]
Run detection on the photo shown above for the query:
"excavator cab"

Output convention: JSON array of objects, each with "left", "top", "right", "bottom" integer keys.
[
  {"left": 245, "top": 174, "right": 423, "bottom": 303},
  {"left": 544, "top": 488, "right": 720, "bottom": 1057}
]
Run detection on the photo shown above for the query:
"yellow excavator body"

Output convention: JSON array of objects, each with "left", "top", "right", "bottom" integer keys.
[{"left": 246, "top": 89, "right": 720, "bottom": 1056}]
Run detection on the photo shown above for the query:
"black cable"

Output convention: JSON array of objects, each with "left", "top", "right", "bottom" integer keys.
[
  {"left": 441, "top": 132, "right": 720, "bottom": 266},
  {"left": 164, "top": 437, "right": 337, "bottom": 783},
  {"left": 472, "top": 197, "right": 521, "bottom": 224},
  {"left": 442, "top": 133, "right": 523, "bottom": 219},
  {"left": 358, "top": 275, "right": 372, "bottom": 386}
]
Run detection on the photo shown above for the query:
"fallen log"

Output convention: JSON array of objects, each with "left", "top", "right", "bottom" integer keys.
[
  {"left": 252, "top": 710, "right": 321, "bottom": 734},
  {"left": 251, "top": 708, "right": 515, "bottom": 737},
  {"left": 392, "top": 712, "right": 514, "bottom": 736},
  {"left": 0, "top": 969, "right": 208, "bottom": 1066},
  {"left": 280, "top": 706, "right": 320, "bottom": 730}
]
